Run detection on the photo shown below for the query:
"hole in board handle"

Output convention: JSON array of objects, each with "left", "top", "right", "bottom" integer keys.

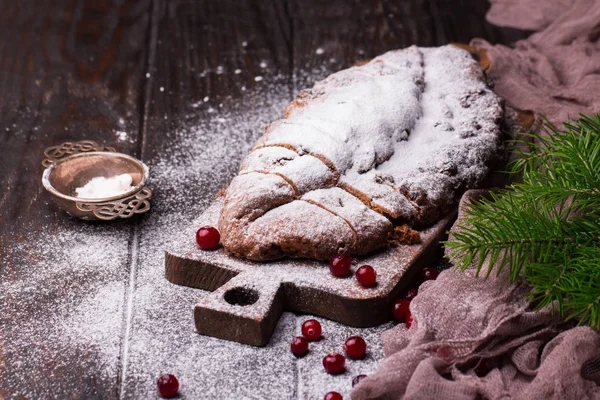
[{"left": 224, "top": 287, "right": 259, "bottom": 307}]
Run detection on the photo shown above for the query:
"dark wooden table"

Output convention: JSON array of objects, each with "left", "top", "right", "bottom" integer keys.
[{"left": 0, "top": 1, "right": 527, "bottom": 398}]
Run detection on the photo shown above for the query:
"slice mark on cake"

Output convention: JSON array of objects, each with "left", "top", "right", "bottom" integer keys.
[
  {"left": 300, "top": 199, "right": 360, "bottom": 249},
  {"left": 241, "top": 170, "right": 301, "bottom": 198}
]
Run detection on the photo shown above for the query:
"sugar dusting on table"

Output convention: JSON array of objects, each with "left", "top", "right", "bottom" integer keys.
[
  {"left": 2, "top": 226, "right": 130, "bottom": 398},
  {"left": 2, "top": 63, "right": 396, "bottom": 399},
  {"left": 116, "top": 130, "right": 130, "bottom": 142}
]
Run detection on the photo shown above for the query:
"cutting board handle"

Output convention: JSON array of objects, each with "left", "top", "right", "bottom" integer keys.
[{"left": 194, "top": 271, "right": 285, "bottom": 346}]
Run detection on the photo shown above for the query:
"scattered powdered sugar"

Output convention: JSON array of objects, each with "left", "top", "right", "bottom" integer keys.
[
  {"left": 116, "top": 130, "right": 130, "bottom": 142},
  {"left": 61, "top": 281, "right": 124, "bottom": 338},
  {"left": 315, "top": 47, "right": 325, "bottom": 55},
  {"left": 2, "top": 222, "right": 131, "bottom": 398},
  {"left": 55, "top": 281, "right": 125, "bottom": 368}
]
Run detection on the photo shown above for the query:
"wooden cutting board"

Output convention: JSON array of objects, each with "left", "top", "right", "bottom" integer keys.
[{"left": 165, "top": 196, "right": 455, "bottom": 346}]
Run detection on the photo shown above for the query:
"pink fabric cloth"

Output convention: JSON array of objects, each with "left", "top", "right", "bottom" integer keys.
[
  {"left": 472, "top": 0, "right": 600, "bottom": 126},
  {"left": 352, "top": 1, "right": 600, "bottom": 398},
  {"left": 352, "top": 191, "right": 600, "bottom": 400},
  {"left": 486, "top": 0, "right": 572, "bottom": 31}
]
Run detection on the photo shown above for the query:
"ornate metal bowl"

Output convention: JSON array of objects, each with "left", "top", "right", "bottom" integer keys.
[{"left": 41, "top": 141, "right": 152, "bottom": 221}]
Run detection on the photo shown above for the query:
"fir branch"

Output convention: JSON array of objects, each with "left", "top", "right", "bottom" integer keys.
[{"left": 445, "top": 113, "right": 600, "bottom": 328}]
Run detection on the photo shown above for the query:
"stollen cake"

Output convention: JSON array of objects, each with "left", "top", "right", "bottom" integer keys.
[{"left": 218, "top": 45, "right": 503, "bottom": 261}]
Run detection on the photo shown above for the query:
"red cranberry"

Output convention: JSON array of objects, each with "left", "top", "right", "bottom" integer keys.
[
  {"left": 356, "top": 265, "right": 377, "bottom": 287},
  {"left": 343, "top": 336, "right": 367, "bottom": 359},
  {"left": 157, "top": 374, "right": 179, "bottom": 398},
  {"left": 291, "top": 336, "right": 309, "bottom": 357},
  {"left": 196, "top": 226, "right": 220, "bottom": 249},
  {"left": 406, "top": 313, "right": 414, "bottom": 328},
  {"left": 403, "top": 287, "right": 418, "bottom": 301},
  {"left": 329, "top": 254, "right": 352, "bottom": 277},
  {"left": 421, "top": 267, "right": 440, "bottom": 282},
  {"left": 392, "top": 299, "right": 411, "bottom": 323},
  {"left": 324, "top": 392, "right": 343, "bottom": 400},
  {"left": 302, "top": 319, "right": 322, "bottom": 341},
  {"left": 323, "top": 353, "right": 346, "bottom": 374},
  {"left": 352, "top": 374, "right": 368, "bottom": 387}
]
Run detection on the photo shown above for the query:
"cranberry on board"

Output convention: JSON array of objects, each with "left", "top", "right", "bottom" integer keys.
[
  {"left": 329, "top": 254, "right": 352, "bottom": 277},
  {"left": 323, "top": 353, "right": 346, "bottom": 374},
  {"left": 392, "top": 299, "right": 411, "bottom": 323},
  {"left": 343, "top": 336, "right": 367, "bottom": 359},
  {"left": 157, "top": 374, "right": 179, "bottom": 398},
  {"left": 403, "top": 287, "right": 418, "bottom": 301},
  {"left": 195, "top": 226, "right": 220, "bottom": 249},
  {"left": 324, "top": 392, "right": 343, "bottom": 400},
  {"left": 355, "top": 265, "right": 377, "bottom": 287},
  {"left": 290, "top": 336, "right": 309, "bottom": 357},
  {"left": 421, "top": 267, "right": 440, "bottom": 282},
  {"left": 302, "top": 319, "right": 322, "bottom": 341}
]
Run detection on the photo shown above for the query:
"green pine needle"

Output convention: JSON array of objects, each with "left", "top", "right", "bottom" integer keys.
[{"left": 445, "top": 113, "right": 600, "bottom": 329}]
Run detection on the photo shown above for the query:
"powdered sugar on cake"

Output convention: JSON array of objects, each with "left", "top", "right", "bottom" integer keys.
[{"left": 219, "top": 45, "right": 503, "bottom": 261}]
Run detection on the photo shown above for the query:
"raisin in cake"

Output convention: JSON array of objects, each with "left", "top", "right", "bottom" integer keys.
[{"left": 218, "top": 45, "right": 503, "bottom": 261}]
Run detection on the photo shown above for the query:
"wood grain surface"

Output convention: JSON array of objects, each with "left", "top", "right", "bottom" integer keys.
[{"left": 0, "top": 1, "right": 528, "bottom": 398}]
